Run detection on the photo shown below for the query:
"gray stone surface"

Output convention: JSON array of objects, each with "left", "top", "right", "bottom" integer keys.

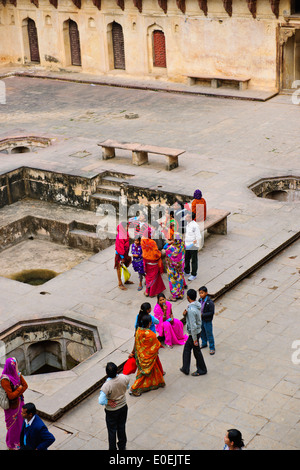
[{"left": 0, "top": 72, "right": 299, "bottom": 450}]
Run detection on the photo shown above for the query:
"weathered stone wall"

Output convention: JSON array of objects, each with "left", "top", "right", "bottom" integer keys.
[{"left": 0, "top": 0, "right": 296, "bottom": 89}]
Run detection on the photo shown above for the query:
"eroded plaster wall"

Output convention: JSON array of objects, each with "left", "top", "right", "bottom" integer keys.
[{"left": 0, "top": 0, "right": 293, "bottom": 88}]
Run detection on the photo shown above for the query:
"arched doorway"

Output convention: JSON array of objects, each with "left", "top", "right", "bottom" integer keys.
[
  {"left": 111, "top": 22, "right": 125, "bottom": 70},
  {"left": 153, "top": 30, "right": 167, "bottom": 68},
  {"left": 281, "top": 29, "right": 300, "bottom": 90},
  {"left": 63, "top": 19, "right": 81, "bottom": 66},
  {"left": 22, "top": 18, "right": 40, "bottom": 63}
]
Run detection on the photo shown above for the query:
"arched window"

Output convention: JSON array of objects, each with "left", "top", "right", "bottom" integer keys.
[
  {"left": 112, "top": 22, "right": 125, "bottom": 70},
  {"left": 153, "top": 30, "right": 166, "bottom": 68}
]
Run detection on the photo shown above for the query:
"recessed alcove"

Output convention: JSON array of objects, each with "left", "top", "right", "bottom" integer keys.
[
  {"left": 0, "top": 136, "right": 51, "bottom": 154},
  {"left": 249, "top": 176, "right": 300, "bottom": 202},
  {"left": 0, "top": 317, "right": 101, "bottom": 376}
]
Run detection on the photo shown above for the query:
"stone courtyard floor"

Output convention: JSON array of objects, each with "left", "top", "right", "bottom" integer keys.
[{"left": 0, "top": 72, "right": 299, "bottom": 451}]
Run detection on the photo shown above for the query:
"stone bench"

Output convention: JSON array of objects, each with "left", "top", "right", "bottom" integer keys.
[
  {"left": 98, "top": 139, "right": 185, "bottom": 171},
  {"left": 203, "top": 208, "right": 231, "bottom": 235},
  {"left": 186, "top": 74, "right": 251, "bottom": 91}
]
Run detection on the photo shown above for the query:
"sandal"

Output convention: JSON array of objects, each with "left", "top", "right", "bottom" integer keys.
[
  {"left": 118, "top": 285, "right": 127, "bottom": 290},
  {"left": 168, "top": 297, "right": 177, "bottom": 302},
  {"left": 129, "top": 389, "right": 141, "bottom": 397},
  {"left": 137, "top": 286, "right": 143, "bottom": 291}
]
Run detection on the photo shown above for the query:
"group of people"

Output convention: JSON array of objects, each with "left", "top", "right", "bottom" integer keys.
[
  {"left": 114, "top": 189, "right": 207, "bottom": 299},
  {"left": 99, "top": 284, "right": 217, "bottom": 450},
  {"left": 0, "top": 357, "right": 55, "bottom": 450}
]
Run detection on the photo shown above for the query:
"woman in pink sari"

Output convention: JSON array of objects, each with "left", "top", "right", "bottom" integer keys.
[
  {"left": 153, "top": 293, "right": 188, "bottom": 349},
  {"left": 0, "top": 357, "right": 28, "bottom": 450}
]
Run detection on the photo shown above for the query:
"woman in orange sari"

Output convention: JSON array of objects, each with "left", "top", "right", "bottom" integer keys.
[
  {"left": 141, "top": 235, "right": 166, "bottom": 297},
  {"left": 129, "top": 315, "right": 165, "bottom": 397}
]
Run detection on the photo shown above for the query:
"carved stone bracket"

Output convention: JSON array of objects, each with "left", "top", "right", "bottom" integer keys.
[
  {"left": 133, "top": 0, "right": 142, "bottom": 12},
  {"left": 198, "top": 0, "right": 208, "bottom": 15},
  {"left": 158, "top": 0, "right": 167, "bottom": 14},
  {"left": 223, "top": 0, "right": 232, "bottom": 16},
  {"left": 270, "top": 0, "right": 280, "bottom": 18},
  {"left": 247, "top": 0, "right": 256, "bottom": 18},
  {"left": 279, "top": 27, "right": 296, "bottom": 45},
  {"left": 117, "top": 0, "right": 125, "bottom": 10},
  {"left": 176, "top": 0, "right": 186, "bottom": 13},
  {"left": 92, "top": 0, "right": 101, "bottom": 9},
  {"left": 31, "top": 0, "right": 39, "bottom": 7},
  {"left": 9, "top": 0, "right": 17, "bottom": 6},
  {"left": 49, "top": 0, "right": 58, "bottom": 8}
]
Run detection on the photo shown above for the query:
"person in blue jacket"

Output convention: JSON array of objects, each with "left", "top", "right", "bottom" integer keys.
[
  {"left": 19, "top": 403, "right": 55, "bottom": 450},
  {"left": 135, "top": 302, "right": 159, "bottom": 334},
  {"left": 198, "top": 286, "right": 215, "bottom": 355}
]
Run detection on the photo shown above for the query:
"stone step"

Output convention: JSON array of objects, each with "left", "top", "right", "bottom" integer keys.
[
  {"left": 206, "top": 228, "right": 300, "bottom": 300},
  {"left": 95, "top": 184, "right": 121, "bottom": 196},
  {"left": 101, "top": 175, "right": 130, "bottom": 187}
]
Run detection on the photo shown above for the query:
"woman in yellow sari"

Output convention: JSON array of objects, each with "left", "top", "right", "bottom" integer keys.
[{"left": 129, "top": 315, "right": 165, "bottom": 397}]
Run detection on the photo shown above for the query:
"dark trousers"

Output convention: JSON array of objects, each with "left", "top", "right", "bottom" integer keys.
[
  {"left": 184, "top": 249, "right": 198, "bottom": 276},
  {"left": 105, "top": 404, "right": 128, "bottom": 451},
  {"left": 182, "top": 333, "right": 207, "bottom": 374}
]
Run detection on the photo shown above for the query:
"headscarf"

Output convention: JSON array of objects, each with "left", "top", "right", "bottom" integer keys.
[
  {"left": 141, "top": 238, "right": 161, "bottom": 262},
  {"left": 193, "top": 189, "right": 202, "bottom": 200},
  {"left": 1, "top": 357, "right": 21, "bottom": 387}
]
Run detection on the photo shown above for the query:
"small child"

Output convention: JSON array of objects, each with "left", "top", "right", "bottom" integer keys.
[
  {"left": 130, "top": 237, "right": 145, "bottom": 291},
  {"left": 198, "top": 286, "right": 215, "bottom": 355}
]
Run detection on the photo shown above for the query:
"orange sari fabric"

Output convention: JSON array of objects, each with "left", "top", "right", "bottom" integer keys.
[
  {"left": 141, "top": 238, "right": 163, "bottom": 271},
  {"left": 131, "top": 328, "right": 165, "bottom": 394}
]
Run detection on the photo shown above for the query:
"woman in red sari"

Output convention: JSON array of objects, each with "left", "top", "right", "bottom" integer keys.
[
  {"left": 141, "top": 235, "right": 166, "bottom": 297},
  {"left": 115, "top": 221, "right": 133, "bottom": 290},
  {"left": 129, "top": 315, "right": 165, "bottom": 397}
]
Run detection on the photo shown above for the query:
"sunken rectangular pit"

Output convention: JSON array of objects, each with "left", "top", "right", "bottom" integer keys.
[{"left": 0, "top": 213, "right": 114, "bottom": 285}]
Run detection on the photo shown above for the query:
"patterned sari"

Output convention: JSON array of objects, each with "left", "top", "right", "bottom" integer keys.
[
  {"left": 131, "top": 328, "right": 165, "bottom": 395},
  {"left": 165, "top": 236, "right": 187, "bottom": 300}
]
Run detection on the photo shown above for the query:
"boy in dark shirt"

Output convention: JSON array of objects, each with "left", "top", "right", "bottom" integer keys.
[{"left": 198, "top": 286, "right": 215, "bottom": 355}]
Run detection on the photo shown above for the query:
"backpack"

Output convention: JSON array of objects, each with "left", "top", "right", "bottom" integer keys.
[{"left": 0, "top": 376, "right": 10, "bottom": 410}]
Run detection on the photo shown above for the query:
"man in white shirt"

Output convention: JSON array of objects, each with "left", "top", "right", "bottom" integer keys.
[
  {"left": 184, "top": 211, "right": 202, "bottom": 281},
  {"left": 98, "top": 362, "right": 130, "bottom": 451}
]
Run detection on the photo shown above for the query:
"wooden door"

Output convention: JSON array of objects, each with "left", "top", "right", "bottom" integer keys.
[
  {"left": 27, "top": 19, "right": 40, "bottom": 63},
  {"left": 112, "top": 22, "right": 125, "bottom": 70},
  {"left": 69, "top": 20, "right": 81, "bottom": 66},
  {"left": 153, "top": 30, "right": 166, "bottom": 68}
]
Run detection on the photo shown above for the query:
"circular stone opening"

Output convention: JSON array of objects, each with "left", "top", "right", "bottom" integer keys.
[
  {"left": 9, "top": 269, "right": 58, "bottom": 285},
  {"left": 249, "top": 176, "right": 300, "bottom": 203},
  {"left": 0, "top": 136, "right": 51, "bottom": 154},
  {"left": 0, "top": 318, "right": 101, "bottom": 376}
]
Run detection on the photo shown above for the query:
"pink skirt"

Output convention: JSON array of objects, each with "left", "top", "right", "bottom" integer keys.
[{"left": 162, "top": 319, "right": 188, "bottom": 346}]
